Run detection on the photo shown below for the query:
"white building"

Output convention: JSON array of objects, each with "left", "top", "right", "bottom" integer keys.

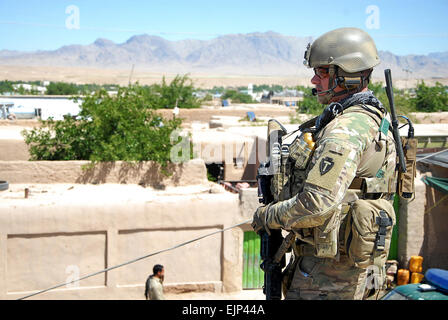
[
  {"left": 12, "top": 84, "right": 47, "bottom": 95},
  {"left": 0, "top": 96, "right": 82, "bottom": 120}
]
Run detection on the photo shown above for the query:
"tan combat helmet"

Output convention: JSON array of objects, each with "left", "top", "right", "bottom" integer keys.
[
  {"left": 304, "top": 27, "right": 380, "bottom": 72},
  {"left": 303, "top": 28, "right": 380, "bottom": 103}
]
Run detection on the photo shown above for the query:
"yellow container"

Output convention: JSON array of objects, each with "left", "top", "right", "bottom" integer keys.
[
  {"left": 303, "top": 132, "right": 315, "bottom": 149},
  {"left": 411, "top": 272, "right": 424, "bottom": 284},
  {"left": 397, "top": 269, "right": 410, "bottom": 286},
  {"left": 409, "top": 256, "right": 423, "bottom": 273},
  {"left": 303, "top": 132, "right": 314, "bottom": 144}
]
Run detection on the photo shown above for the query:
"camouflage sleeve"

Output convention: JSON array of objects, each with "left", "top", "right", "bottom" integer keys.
[{"left": 266, "top": 112, "right": 379, "bottom": 230}]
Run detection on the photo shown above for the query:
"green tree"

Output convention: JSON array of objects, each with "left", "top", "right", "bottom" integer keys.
[
  {"left": 202, "top": 93, "right": 213, "bottom": 102},
  {"left": 46, "top": 82, "right": 79, "bottom": 95},
  {"left": 253, "top": 84, "right": 284, "bottom": 93},
  {"left": 210, "top": 86, "right": 225, "bottom": 94},
  {"left": 412, "top": 81, "right": 448, "bottom": 112},
  {"left": 150, "top": 75, "right": 201, "bottom": 109},
  {"left": 221, "top": 90, "right": 254, "bottom": 103},
  {"left": 22, "top": 84, "right": 186, "bottom": 167},
  {"left": 16, "top": 85, "right": 26, "bottom": 95},
  {"left": 368, "top": 82, "right": 414, "bottom": 115},
  {"left": 295, "top": 86, "right": 322, "bottom": 115},
  {"left": 0, "top": 80, "right": 13, "bottom": 94}
]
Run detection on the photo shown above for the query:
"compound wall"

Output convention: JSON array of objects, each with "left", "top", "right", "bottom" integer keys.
[{"left": 0, "top": 159, "right": 254, "bottom": 300}]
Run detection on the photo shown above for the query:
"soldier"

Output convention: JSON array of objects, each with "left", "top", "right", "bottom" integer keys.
[{"left": 252, "top": 27, "right": 398, "bottom": 300}]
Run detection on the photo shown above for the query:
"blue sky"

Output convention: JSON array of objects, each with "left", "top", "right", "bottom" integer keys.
[{"left": 0, "top": 0, "right": 447, "bottom": 55}]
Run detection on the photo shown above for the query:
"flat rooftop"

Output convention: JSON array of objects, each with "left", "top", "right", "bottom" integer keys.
[{"left": 0, "top": 183, "right": 228, "bottom": 208}]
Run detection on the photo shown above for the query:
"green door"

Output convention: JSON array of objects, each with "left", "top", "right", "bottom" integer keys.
[
  {"left": 388, "top": 194, "right": 400, "bottom": 260},
  {"left": 243, "top": 231, "right": 263, "bottom": 289}
]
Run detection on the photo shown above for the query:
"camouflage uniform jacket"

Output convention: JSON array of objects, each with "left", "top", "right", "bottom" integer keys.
[{"left": 265, "top": 103, "right": 397, "bottom": 239}]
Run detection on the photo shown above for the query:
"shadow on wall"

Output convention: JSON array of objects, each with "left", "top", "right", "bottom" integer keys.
[
  {"left": 75, "top": 161, "right": 183, "bottom": 189},
  {"left": 419, "top": 164, "right": 448, "bottom": 271}
]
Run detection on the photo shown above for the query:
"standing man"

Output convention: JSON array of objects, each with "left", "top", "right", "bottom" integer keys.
[
  {"left": 145, "top": 264, "right": 165, "bottom": 300},
  {"left": 252, "top": 27, "right": 398, "bottom": 300}
]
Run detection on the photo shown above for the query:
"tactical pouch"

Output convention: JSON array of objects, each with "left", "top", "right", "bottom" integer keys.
[
  {"left": 314, "top": 209, "right": 340, "bottom": 258},
  {"left": 289, "top": 133, "right": 314, "bottom": 170},
  {"left": 272, "top": 130, "right": 315, "bottom": 202},
  {"left": 344, "top": 199, "right": 396, "bottom": 269},
  {"left": 271, "top": 145, "right": 291, "bottom": 202},
  {"left": 398, "top": 137, "right": 417, "bottom": 199}
]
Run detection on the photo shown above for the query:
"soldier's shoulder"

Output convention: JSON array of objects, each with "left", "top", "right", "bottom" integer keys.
[
  {"left": 338, "top": 107, "right": 377, "bottom": 126},
  {"left": 319, "top": 108, "right": 378, "bottom": 145},
  {"left": 329, "top": 108, "right": 377, "bottom": 132}
]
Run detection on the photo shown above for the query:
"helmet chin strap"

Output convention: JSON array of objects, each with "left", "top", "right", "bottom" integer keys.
[{"left": 312, "top": 66, "right": 371, "bottom": 104}]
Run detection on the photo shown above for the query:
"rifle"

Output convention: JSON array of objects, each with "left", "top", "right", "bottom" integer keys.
[
  {"left": 257, "top": 163, "right": 284, "bottom": 300},
  {"left": 255, "top": 120, "right": 292, "bottom": 300},
  {"left": 384, "top": 69, "right": 407, "bottom": 173}
]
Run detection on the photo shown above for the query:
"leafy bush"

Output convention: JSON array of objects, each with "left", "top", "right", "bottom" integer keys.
[
  {"left": 221, "top": 90, "right": 254, "bottom": 103},
  {"left": 253, "top": 84, "right": 284, "bottom": 93},
  {"left": 22, "top": 84, "right": 186, "bottom": 167},
  {"left": 368, "top": 82, "right": 415, "bottom": 116},
  {"left": 0, "top": 80, "right": 13, "bottom": 94},
  {"left": 209, "top": 86, "right": 225, "bottom": 94},
  {"left": 149, "top": 75, "right": 201, "bottom": 109},
  {"left": 412, "top": 81, "right": 448, "bottom": 112},
  {"left": 46, "top": 82, "right": 79, "bottom": 95},
  {"left": 295, "top": 86, "right": 322, "bottom": 115},
  {"left": 202, "top": 93, "right": 213, "bottom": 102}
]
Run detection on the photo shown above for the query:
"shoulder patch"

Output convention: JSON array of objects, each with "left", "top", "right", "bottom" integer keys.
[
  {"left": 307, "top": 142, "right": 351, "bottom": 192},
  {"left": 320, "top": 157, "right": 334, "bottom": 175}
]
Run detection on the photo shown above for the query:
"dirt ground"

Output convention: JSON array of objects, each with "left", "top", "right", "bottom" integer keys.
[
  {"left": 0, "top": 104, "right": 297, "bottom": 128},
  {"left": 0, "top": 65, "right": 307, "bottom": 88},
  {"left": 157, "top": 104, "right": 297, "bottom": 124},
  {"left": 3, "top": 64, "right": 448, "bottom": 89},
  {"left": 1, "top": 109, "right": 447, "bottom": 162},
  {"left": 412, "top": 112, "right": 448, "bottom": 124},
  {"left": 2, "top": 109, "right": 447, "bottom": 128}
]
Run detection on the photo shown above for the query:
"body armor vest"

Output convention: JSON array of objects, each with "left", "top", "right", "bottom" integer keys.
[{"left": 270, "top": 104, "right": 397, "bottom": 265}]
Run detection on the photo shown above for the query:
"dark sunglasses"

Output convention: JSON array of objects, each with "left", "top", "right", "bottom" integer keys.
[{"left": 314, "top": 67, "right": 330, "bottom": 78}]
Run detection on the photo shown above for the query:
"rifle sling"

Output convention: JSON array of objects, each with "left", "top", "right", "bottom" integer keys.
[{"left": 273, "top": 232, "right": 296, "bottom": 264}]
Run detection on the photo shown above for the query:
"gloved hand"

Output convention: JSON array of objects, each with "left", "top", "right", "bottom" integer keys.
[{"left": 251, "top": 205, "right": 271, "bottom": 235}]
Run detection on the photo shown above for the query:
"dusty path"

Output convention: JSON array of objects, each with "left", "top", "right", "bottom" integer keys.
[
  {"left": 2, "top": 111, "right": 448, "bottom": 128},
  {"left": 156, "top": 104, "right": 296, "bottom": 123}
]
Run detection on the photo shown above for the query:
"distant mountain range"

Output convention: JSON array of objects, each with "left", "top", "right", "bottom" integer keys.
[{"left": 1, "top": 31, "right": 447, "bottom": 79}]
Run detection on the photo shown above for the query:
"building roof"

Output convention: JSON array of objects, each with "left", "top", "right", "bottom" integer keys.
[{"left": 418, "top": 150, "right": 448, "bottom": 168}]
